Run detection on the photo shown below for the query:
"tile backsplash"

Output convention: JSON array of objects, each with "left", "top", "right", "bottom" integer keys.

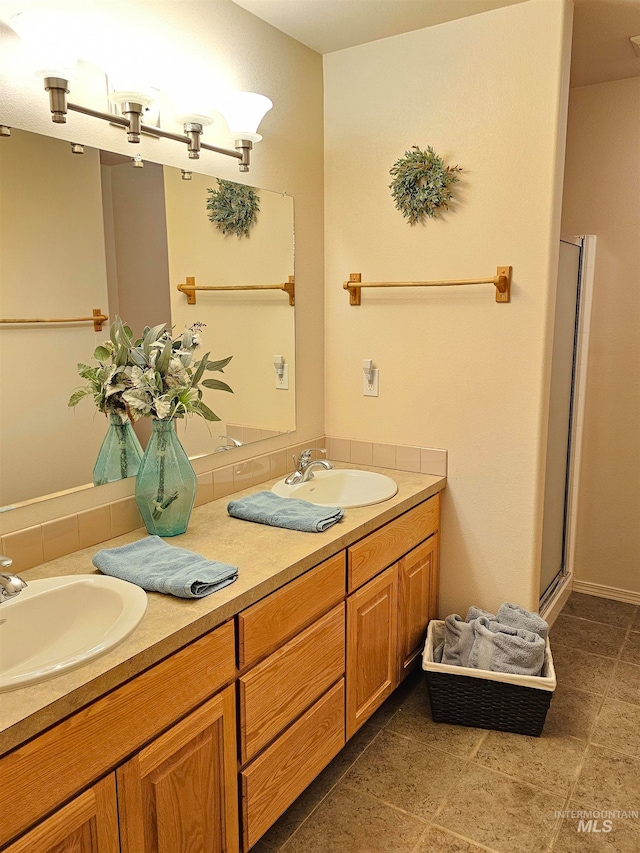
[
  {"left": 0, "top": 434, "right": 447, "bottom": 573},
  {"left": 326, "top": 437, "right": 447, "bottom": 478}
]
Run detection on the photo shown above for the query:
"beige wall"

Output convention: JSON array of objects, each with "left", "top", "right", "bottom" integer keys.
[
  {"left": 324, "top": 0, "right": 573, "bottom": 616},
  {"left": 0, "top": 0, "right": 323, "bottom": 533},
  {"left": 0, "top": 130, "right": 110, "bottom": 505},
  {"left": 561, "top": 78, "right": 640, "bottom": 594}
]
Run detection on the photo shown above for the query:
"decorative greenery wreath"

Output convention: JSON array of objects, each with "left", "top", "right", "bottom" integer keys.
[
  {"left": 389, "top": 145, "right": 462, "bottom": 225},
  {"left": 206, "top": 179, "right": 260, "bottom": 238}
]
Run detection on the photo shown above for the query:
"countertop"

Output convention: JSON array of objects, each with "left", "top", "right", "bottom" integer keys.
[{"left": 0, "top": 464, "right": 445, "bottom": 756}]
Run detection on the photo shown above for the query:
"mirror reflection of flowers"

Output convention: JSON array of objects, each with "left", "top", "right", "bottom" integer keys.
[{"left": 69, "top": 318, "right": 233, "bottom": 423}]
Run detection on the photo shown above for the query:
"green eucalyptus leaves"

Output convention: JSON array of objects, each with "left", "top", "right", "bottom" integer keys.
[
  {"left": 389, "top": 145, "right": 462, "bottom": 225},
  {"left": 69, "top": 317, "right": 232, "bottom": 423},
  {"left": 206, "top": 178, "right": 260, "bottom": 237}
]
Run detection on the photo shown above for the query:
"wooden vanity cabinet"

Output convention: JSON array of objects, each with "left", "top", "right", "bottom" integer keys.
[
  {"left": 397, "top": 533, "right": 440, "bottom": 683},
  {"left": 0, "top": 620, "right": 238, "bottom": 853},
  {"left": 3, "top": 775, "right": 119, "bottom": 853},
  {"left": 117, "top": 685, "right": 239, "bottom": 853},
  {"left": 346, "top": 494, "right": 440, "bottom": 738},
  {"left": 346, "top": 565, "right": 398, "bottom": 738},
  {"left": 1, "top": 487, "right": 442, "bottom": 853}
]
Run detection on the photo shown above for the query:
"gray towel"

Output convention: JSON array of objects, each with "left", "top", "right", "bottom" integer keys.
[
  {"left": 466, "top": 605, "right": 496, "bottom": 622},
  {"left": 93, "top": 536, "right": 238, "bottom": 599},
  {"left": 497, "top": 602, "right": 549, "bottom": 640},
  {"left": 469, "top": 616, "right": 545, "bottom": 676},
  {"left": 442, "top": 614, "right": 475, "bottom": 667},
  {"left": 227, "top": 490, "right": 344, "bottom": 533}
]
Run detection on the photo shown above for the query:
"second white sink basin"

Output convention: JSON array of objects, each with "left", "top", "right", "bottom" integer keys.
[
  {"left": 272, "top": 468, "right": 398, "bottom": 508},
  {"left": 0, "top": 574, "right": 147, "bottom": 692}
]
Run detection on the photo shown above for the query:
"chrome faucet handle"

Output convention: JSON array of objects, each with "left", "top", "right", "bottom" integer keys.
[
  {"left": 0, "top": 555, "right": 12, "bottom": 569},
  {"left": 298, "top": 448, "right": 327, "bottom": 467},
  {"left": 0, "top": 568, "right": 27, "bottom": 601}
]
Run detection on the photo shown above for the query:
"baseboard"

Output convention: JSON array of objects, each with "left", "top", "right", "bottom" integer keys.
[
  {"left": 572, "top": 579, "right": 640, "bottom": 606},
  {"left": 540, "top": 574, "right": 573, "bottom": 627}
]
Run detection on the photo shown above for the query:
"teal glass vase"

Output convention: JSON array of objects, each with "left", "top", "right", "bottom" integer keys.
[
  {"left": 93, "top": 414, "right": 143, "bottom": 486},
  {"left": 134, "top": 419, "right": 197, "bottom": 537}
]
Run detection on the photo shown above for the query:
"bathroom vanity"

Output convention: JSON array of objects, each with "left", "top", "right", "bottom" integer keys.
[{"left": 0, "top": 466, "right": 444, "bottom": 852}]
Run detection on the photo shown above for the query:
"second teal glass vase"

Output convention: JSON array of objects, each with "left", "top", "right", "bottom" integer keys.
[
  {"left": 93, "top": 414, "right": 143, "bottom": 486},
  {"left": 134, "top": 419, "right": 197, "bottom": 537}
]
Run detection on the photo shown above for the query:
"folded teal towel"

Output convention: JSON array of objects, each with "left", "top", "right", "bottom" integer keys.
[
  {"left": 93, "top": 536, "right": 238, "bottom": 599},
  {"left": 227, "top": 490, "right": 344, "bottom": 532}
]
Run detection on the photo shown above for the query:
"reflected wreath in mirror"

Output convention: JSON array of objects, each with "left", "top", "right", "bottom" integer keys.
[{"left": 206, "top": 178, "right": 260, "bottom": 237}]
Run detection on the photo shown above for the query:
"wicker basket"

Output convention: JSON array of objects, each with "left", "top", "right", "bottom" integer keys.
[{"left": 422, "top": 620, "right": 556, "bottom": 737}]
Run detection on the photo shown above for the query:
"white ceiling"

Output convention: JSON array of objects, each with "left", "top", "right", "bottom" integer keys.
[{"left": 232, "top": 0, "right": 640, "bottom": 87}]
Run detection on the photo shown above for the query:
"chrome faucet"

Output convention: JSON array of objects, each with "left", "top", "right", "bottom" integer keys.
[
  {"left": 214, "top": 435, "right": 243, "bottom": 452},
  {"left": 0, "top": 556, "right": 27, "bottom": 602},
  {"left": 284, "top": 448, "right": 333, "bottom": 485}
]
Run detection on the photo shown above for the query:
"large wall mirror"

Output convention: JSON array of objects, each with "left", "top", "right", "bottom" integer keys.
[{"left": 0, "top": 127, "right": 296, "bottom": 509}]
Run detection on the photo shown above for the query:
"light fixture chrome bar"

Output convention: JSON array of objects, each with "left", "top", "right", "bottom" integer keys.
[
  {"left": 67, "top": 101, "right": 129, "bottom": 127},
  {"left": 43, "top": 80, "right": 250, "bottom": 169}
]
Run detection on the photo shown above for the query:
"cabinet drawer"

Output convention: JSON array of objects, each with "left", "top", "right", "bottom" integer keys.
[
  {"left": 239, "top": 604, "right": 345, "bottom": 764},
  {"left": 241, "top": 680, "right": 345, "bottom": 851},
  {"left": 238, "top": 552, "right": 345, "bottom": 669},
  {"left": 347, "top": 494, "right": 439, "bottom": 592},
  {"left": 0, "top": 620, "right": 236, "bottom": 848}
]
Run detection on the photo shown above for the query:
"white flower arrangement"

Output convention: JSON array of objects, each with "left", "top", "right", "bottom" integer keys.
[{"left": 69, "top": 318, "right": 233, "bottom": 422}]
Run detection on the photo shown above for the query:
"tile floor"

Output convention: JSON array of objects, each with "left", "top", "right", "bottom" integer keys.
[{"left": 251, "top": 592, "right": 640, "bottom": 853}]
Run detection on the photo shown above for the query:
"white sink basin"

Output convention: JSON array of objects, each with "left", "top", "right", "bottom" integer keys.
[
  {"left": 0, "top": 575, "right": 147, "bottom": 692},
  {"left": 271, "top": 468, "right": 398, "bottom": 508}
]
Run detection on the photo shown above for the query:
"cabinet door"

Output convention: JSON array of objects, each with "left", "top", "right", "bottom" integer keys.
[
  {"left": 117, "top": 685, "right": 239, "bottom": 853},
  {"left": 397, "top": 534, "right": 439, "bottom": 682},
  {"left": 4, "top": 774, "right": 118, "bottom": 853},
  {"left": 346, "top": 564, "right": 398, "bottom": 739}
]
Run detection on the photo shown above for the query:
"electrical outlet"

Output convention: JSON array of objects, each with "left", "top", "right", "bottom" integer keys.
[
  {"left": 276, "top": 363, "right": 289, "bottom": 390},
  {"left": 363, "top": 368, "right": 379, "bottom": 397}
]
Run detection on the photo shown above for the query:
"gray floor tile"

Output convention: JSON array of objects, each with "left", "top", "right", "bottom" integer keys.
[
  {"left": 434, "top": 763, "right": 564, "bottom": 853},
  {"left": 560, "top": 593, "right": 636, "bottom": 629},
  {"left": 591, "top": 698, "right": 640, "bottom": 759},
  {"left": 543, "top": 685, "right": 602, "bottom": 739},
  {"left": 385, "top": 677, "right": 488, "bottom": 757},
  {"left": 609, "top": 660, "right": 640, "bottom": 705},
  {"left": 550, "top": 614, "right": 626, "bottom": 657},
  {"left": 573, "top": 744, "right": 640, "bottom": 812},
  {"left": 343, "top": 729, "right": 464, "bottom": 820},
  {"left": 551, "top": 643, "right": 614, "bottom": 695},
  {"left": 416, "top": 825, "right": 501, "bottom": 852},
  {"left": 619, "top": 632, "right": 640, "bottom": 666},
  {"left": 280, "top": 786, "right": 426, "bottom": 853},
  {"left": 472, "top": 728, "right": 585, "bottom": 795}
]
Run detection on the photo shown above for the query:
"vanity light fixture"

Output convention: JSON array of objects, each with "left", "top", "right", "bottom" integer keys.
[
  {"left": 70, "top": 142, "right": 84, "bottom": 154},
  {"left": 9, "top": 11, "right": 272, "bottom": 172},
  {"left": 132, "top": 154, "right": 144, "bottom": 168},
  {"left": 0, "top": 126, "right": 11, "bottom": 137},
  {"left": 181, "top": 170, "right": 193, "bottom": 180}
]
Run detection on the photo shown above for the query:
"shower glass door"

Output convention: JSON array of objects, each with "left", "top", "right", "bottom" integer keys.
[{"left": 539, "top": 239, "right": 583, "bottom": 601}]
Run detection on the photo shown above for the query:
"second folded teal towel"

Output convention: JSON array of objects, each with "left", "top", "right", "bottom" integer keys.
[
  {"left": 227, "top": 490, "right": 344, "bottom": 532},
  {"left": 93, "top": 536, "right": 238, "bottom": 599}
]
